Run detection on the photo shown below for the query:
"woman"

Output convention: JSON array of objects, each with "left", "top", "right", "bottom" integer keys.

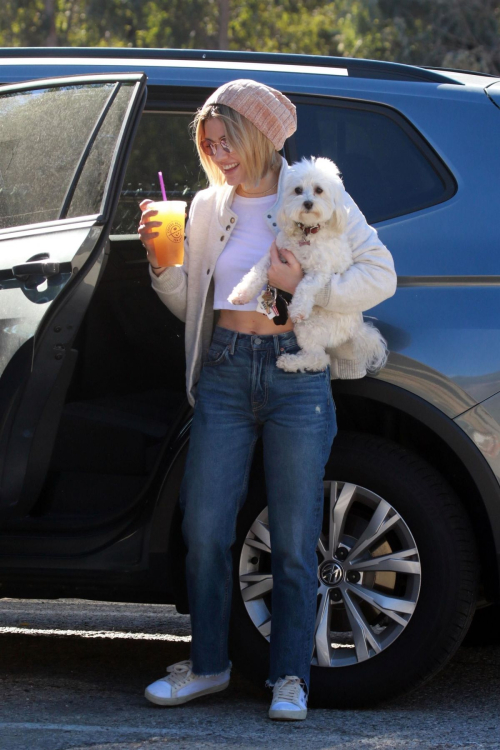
[{"left": 138, "top": 79, "right": 397, "bottom": 721}]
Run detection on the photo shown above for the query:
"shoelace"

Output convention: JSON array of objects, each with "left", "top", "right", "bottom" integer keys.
[
  {"left": 273, "top": 676, "right": 305, "bottom": 705},
  {"left": 162, "top": 659, "right": 193, "bottom": 689}
]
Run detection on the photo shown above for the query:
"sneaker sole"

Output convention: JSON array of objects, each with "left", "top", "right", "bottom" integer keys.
[
  {"left": 268, "top": 708, "right": 307, "bottom": 721},
  {"left": 144, "top": 679, "right": 230, "bottom": 706}
]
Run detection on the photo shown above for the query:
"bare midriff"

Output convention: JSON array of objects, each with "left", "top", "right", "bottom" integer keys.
[{"left": 217, "top": 309, "right": 294, "bottom": 336}]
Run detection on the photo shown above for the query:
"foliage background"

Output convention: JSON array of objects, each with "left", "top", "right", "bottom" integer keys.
[{"left": 1, "top": 0, "right": 499, "bottom": 74}]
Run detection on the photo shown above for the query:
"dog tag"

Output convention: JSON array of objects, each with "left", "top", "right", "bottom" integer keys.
[{"left": 256, "top": 289, "right": 277, "bottom": 319}]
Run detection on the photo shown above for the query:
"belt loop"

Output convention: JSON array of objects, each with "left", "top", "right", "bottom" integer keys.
[
  {"left": 230, "top": 331, "right": 238, "bottom": 355},
  {"left": 273, "top": 335, "right": 280, "bottom": 356}
]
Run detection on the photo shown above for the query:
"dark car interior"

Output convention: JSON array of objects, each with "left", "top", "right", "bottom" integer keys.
[{"left": 37, "top": 240, "right": 187, "bottom": 526}]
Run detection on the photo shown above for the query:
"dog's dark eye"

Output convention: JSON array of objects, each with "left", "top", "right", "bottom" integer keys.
[
  {"left": 294, "top": 187, "right": 303, "bottom": 195},
  {"left": 315, "top": 187, "right": 323, "bottom": 194}
]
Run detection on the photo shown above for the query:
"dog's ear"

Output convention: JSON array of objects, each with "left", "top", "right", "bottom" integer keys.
[
  {"left": 322, "top": 161, "right": 348, "bottom": 234},
  {"left": 329, "top": 194, "right": 349, "bottom": 234}
]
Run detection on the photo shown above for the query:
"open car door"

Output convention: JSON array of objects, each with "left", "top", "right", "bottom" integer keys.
[{"left": 0, "top": 72, "right": 147, "bottom": 521}]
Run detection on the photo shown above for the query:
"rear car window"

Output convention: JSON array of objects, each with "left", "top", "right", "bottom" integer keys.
[
  {"left": 111, "top": 111, "right": 207, "bottom": 235},
  {"left": 0, "top": 81, "right": 137, "bottom": 230},
  {"left": 294, "top": 100, "right": 454, "bottom": 224}
]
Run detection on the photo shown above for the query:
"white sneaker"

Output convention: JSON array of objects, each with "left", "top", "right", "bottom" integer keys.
[
  {"left": 268, "top": 676, "right": 308, "bottom": 721},
  {"left": 144, "top": 660, "right": 230, "bottom": 706}
]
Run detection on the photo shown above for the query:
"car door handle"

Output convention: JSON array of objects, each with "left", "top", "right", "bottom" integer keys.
[{"left": 12, "top": 261, "right": 60, "bottom": 279}]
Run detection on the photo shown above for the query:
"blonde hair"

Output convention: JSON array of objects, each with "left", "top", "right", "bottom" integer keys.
[{"left": 190, "top": 103, "right": 281, "bottom": 188}]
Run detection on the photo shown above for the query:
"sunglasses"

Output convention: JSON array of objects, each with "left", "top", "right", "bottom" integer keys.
[{"left": 200, "top": 136, "right": 232, "bottom": 156}]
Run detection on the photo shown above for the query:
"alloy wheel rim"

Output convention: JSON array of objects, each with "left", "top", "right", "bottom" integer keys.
[{"left": 239, "top": 480, "right": 422, "bottom": 667}]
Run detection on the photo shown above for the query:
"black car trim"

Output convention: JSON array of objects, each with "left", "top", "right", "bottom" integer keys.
[
  {"left": 289, "top": 93, "right": 458, "bottom": 224},
  {"left": 0, "top": 47, "right": 461, "bottom": 85},
  {"left": 144, "top": 84, "right": 214, "bottom": 110},
  {"left": 398, "top": 276, "right": 500, "bottom": 287},
  {"left": 422, "top": 65, "right": 498, "bottom": 79},
  {"left": 0, "top": 262, "right": 73, "bottom": 285}
]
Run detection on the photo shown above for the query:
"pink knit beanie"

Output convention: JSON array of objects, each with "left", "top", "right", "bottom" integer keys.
[{"left": 205, "top": 79, "right": 297, "bottom": 151}]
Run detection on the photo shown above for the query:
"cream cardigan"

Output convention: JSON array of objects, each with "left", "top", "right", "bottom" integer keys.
[{"left": 150, "top": 156, "right": 397, "bottom": 406}]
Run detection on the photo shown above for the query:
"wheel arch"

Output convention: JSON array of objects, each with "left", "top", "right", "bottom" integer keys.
[{"left": 331, "top": 377, "right": 500, "bottom": 601}]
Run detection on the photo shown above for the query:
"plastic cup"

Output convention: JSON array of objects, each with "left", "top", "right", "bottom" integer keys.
[{"left": 149, "top": 200, "right": 186, "bottom": 267}]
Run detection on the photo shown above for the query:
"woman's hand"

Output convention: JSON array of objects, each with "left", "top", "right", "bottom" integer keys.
[
  {"left": 267, "top": 240, "right": 304, "bottom": 294},
  {"left": 138, "top": 199, "right": 164, "bottom": 272}
]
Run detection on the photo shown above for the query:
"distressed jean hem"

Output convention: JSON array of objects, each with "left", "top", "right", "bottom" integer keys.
[{"left": 192, "top": 662, "right": 232, "bottom": 679}]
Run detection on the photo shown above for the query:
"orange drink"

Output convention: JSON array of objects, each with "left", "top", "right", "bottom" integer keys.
[{"left": 149, "top": 200, "right": 186, "bottom": 267}]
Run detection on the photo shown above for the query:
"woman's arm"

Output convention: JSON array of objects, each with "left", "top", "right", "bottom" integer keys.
[
  {"left": 149, "top": 226, "right": 189, "bottom": 322},
  {"left": 139, "top": 198, "right": 192, "bottom": 323},
  {"left": 314, "top": 192, "right": 397, "bottom": 314}
]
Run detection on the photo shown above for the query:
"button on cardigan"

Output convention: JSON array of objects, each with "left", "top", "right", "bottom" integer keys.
[{"left": 150, "top": 156, "right": 397, "bottom": 407}]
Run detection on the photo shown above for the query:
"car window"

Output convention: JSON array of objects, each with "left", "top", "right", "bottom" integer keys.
[
  {"left": 111, "top": 111, "right": 208, "bottom": 235},
  {"left": 294, "top": 101, "right": 453, "bottom": 224},
  {"left": 0, "top": 81, "right": 138, "bottom": 231}
]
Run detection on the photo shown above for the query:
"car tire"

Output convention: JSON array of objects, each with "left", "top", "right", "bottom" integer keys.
[{"left": 229, "top": 431, "right": 478, "bottom": 707}]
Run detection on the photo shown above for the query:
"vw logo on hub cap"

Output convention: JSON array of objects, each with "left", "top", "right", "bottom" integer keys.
[{"left": 319, "top": 560, "right": 344, "bottom": 586}]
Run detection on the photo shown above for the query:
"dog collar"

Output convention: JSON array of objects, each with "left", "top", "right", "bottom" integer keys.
[
  {"left": 296, "top": 222, "right": 321, "bottom": 236},
  {"left": 296, "top": 222, "right": 320, "bottom": 246}
]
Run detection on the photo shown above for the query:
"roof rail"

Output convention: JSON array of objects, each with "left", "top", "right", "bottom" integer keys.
[
  {"left": 0, "top": 47, "right": 460, "bottom": 85},
  {"left": 422, "top": 64, "right": 498, "bottom": 79}
]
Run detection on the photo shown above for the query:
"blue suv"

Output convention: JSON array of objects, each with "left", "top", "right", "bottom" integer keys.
[{"left": 0, "top": 47, "right": 499, "bottom": 707}]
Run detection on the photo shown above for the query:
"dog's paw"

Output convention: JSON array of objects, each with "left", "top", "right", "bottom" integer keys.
[
  {"left": 276, "top": 353, "right": 301, "bottom": 372},
  {"left": 278, "top": 350, "right": 330, "bottom": 372},
  {"left": 228, "top": 288, "right": 251, "bottom": 305},
  {"left": 289, "top": 303, "right": 309, "bottom": 323}
]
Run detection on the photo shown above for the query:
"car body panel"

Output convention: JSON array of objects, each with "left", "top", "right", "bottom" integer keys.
[
  {"left": 373, "top": 283, "right": 500, "bottom": 412},
  {"left": 374, "top": 353, "right": 476, "bottom": 419}
]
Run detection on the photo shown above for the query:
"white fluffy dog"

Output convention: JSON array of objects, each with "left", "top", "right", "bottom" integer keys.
[{"left": 228, "top": 156, "right": 388, "bottom": 373}]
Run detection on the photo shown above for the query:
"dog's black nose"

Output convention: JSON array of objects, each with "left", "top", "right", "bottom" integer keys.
[{"left": 303, "top": 200, "right": 313, "bottom": 210}]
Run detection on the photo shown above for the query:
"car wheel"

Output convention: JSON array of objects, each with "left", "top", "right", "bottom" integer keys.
[{"left": 230, "top": 432, "right": 478, "bottom": 707}]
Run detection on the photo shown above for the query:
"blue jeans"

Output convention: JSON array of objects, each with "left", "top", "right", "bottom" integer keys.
[{"left": 180, "top": 326, "right": 337, "bottom": 689}]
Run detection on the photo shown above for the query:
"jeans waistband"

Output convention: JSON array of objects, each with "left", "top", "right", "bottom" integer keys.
[{"left": 212, "top": 326, "right": 297, "bottom": 355}]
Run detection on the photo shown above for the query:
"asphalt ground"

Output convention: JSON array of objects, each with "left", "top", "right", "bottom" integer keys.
[{"left": 1, "top": 599, "right": 499, "bottom": 749}]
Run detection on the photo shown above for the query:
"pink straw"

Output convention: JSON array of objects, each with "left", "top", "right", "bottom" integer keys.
[{"left": 158, "top": 171, "right": 167, "bottom": 201}]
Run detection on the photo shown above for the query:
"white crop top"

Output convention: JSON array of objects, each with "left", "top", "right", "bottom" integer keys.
[{"left": 213, "top": 193, "right": 276, "bottom": 311}]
